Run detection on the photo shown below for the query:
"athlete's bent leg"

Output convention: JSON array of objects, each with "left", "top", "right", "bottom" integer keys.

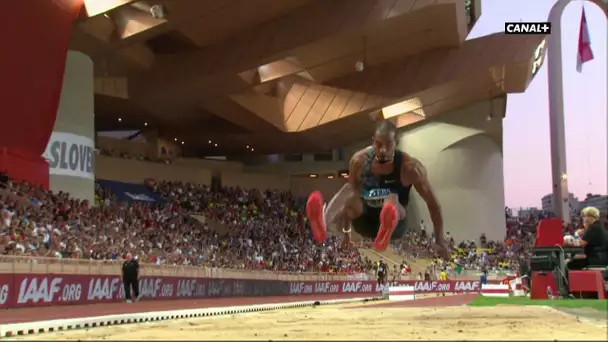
[
  {"left": 324, "top": 184, "right": 358, "bottom": 224},
  {"left": 307, "top": 185, "right": 359, "bottom": 243},
  {"left": 343, "top": 194, "right": 364, "bottom": 221},
  {"left": 385, "top": 194, "right": 406, "bottom": 220},
  {"left": 339, "top": 195, "right": 363, "bottom": 248},
  {"left": 339, "top": 212, "right": 353, "bottom": 249},
  {"left": 375, "top": 194, "right": 406, "bottom": 251}
]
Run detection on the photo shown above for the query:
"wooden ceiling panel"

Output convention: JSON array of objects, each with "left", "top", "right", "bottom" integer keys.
[
  {"left": 78, "top": 0, "right": 544, "bottom": 155},
  {"left": 159, "top": 0, "right": 237, "bottom": 23},
  {"left": 300, "top": 86, "right": 339, "bottom": 131},
  {"left": 177, "top": 0, "right": 313, "bottom": 47},
  {"left": 285, "top": 85, "right": 322, "bottom": 131},
  {"left": 318, "top": 89, "right": 353, "bottom": 126}
]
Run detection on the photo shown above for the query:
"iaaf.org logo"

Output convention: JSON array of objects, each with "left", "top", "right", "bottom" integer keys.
[
  {"left": 341, "top": 281, "right": 373, "bottom": 293},
  {"left": 413, "top": 280, "right": 481, "bottom": 293},
  {"left": 505, "top": 22, "right": 551, "bottom": 35},
  {"left": 375, "top": 282, "right": 400, "bottom": 293},
  {"left": 289, "top": 282, "right": 313, "bottom": 295},
  {"left": 0, "top": 284, "right": 8, "bottom": 305}
]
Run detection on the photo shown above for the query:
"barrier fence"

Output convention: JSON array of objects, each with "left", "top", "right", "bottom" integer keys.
[
  {"left": 0, "top": 256, "right": 511, "bottom": 282},
  {"left": 0, "top": 256, "right": 513, "bottom": 309},
  {"left": 0, "top": 256, "right": 366, "bottom": 281}
]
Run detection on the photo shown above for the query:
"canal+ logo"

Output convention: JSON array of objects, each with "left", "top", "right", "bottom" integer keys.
[{"left": 505, "top": 22, "right": 552, "bottom": 35}]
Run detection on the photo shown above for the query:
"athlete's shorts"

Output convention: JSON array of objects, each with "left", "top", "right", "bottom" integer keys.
[
  {"left": 377, "top": 273, "right": 386, "bottom": 282},
  {"left": 351, "top": 205, "right": 407, "bottom": 239}
]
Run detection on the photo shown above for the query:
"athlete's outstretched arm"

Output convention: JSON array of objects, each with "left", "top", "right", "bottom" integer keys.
[
  {"left": 323, "top": 150, "right": 365, "bottom": 224},
  {"left": 405, "top": 159, "right": 444, "bottom": 246}
]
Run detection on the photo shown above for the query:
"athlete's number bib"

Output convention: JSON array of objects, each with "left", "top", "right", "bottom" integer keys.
[{"left": 363, "top": 188, "right": 391, "bottom": 208}]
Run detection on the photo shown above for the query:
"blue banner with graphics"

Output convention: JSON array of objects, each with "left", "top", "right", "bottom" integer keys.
[{"left": 96, "top": 179, "right": 165, "bottom": 204}]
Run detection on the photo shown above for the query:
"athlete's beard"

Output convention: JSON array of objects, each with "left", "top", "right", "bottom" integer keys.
[{"left": 374, "top": 153, "right": 394, "bottom": 164}]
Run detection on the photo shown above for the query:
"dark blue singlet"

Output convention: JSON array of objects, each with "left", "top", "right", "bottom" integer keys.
[{"left": 351, "top": 148, "right": 412, "bottom": 239}]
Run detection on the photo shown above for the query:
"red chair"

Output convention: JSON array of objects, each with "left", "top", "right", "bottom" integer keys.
[
  {"left": 531, "top": 219, "right": 563, "bottom": 299},
  {"left": 568, "top": 270, "right": 606, "bottom": 299},
  {"left": 535, "top": 218, "right": 563, "bottom": 247}
]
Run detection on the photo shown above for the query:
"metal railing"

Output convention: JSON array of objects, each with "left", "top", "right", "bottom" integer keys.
[
  {"left": 0, "top": 256, "right": 367, "bottom": 281},
  {"left": 456, "top": 269, "right": 517, "bottom": 279}
]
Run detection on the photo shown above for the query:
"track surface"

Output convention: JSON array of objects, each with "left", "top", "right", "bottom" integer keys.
[
  {"left": 0, "top": 293, "right": 372, "bottom": 324},
  {"left": 11, "top": 295, "right": 608, "bottom": 341}
]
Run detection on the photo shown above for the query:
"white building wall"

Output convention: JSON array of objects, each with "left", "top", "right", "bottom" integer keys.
[
  {"left": 541, "top": 192, "right": 580, "bottom": 216},
  {"left": 398, "top": 122, "right": 506, "bottom": 243},
  {"left": 581, "top": 195, "right": 608, "bottom": 217}
]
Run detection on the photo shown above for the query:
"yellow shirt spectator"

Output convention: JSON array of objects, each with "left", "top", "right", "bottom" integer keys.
[{"left": 440, "top": 271, "right": 447, "bottom": 280}]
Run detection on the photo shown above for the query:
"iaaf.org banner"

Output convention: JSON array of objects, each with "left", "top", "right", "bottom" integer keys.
[
  {"left": 287, "top": 280, "right": 483, "bottom": 295},
  {"left": 0, "top": 274, "right": 486, "bottom": 309},
  {"left": 0, "top": 274, "right": 288, "bottom": 308},
  {"left": 43, "top": 132, "right": 95, "bottom": 180}
]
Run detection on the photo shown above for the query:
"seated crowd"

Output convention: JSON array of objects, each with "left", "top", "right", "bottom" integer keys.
[
  {"left": 0, "top": 180, "right": 374, "bottom": 275},
  {"left": 386, "top": 217, "right": 538, "bottom": 278},
  {"left": 4, "top": 177, "right": 593, "bottom": 279}
]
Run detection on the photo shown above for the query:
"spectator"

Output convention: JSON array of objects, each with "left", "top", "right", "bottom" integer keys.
[
  {"left": 480, "top": 270, "right": 488, "bottom": 285},
  {"left": 0, "top": 179, "right": 374, "bottom": 277}
]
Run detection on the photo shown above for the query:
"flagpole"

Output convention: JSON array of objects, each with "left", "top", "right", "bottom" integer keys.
[{"left": 546, "top": 0, "right": 573, "bottom": 225}]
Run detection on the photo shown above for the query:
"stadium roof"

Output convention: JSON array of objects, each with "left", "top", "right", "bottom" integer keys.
[{"left": 72, "top": 0, "right": 546, "bottom": 156}]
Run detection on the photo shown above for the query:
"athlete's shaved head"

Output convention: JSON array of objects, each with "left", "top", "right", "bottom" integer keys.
[
  {"left": 374, "top": 120, "right": 397, "bottom": 136},
  {"left": 372, "top": 120, "right": 398, "bottom": 164}
]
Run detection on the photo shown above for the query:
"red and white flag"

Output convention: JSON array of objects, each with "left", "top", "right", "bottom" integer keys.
[{"left": 576, "top": 7, "right": 594, "bottom": 72}]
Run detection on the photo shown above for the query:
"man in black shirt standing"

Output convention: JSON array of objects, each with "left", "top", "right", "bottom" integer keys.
[
  {"left": 377, "top": 259, "right": 387, "bottom": 286},
  {"left": 122, "top": 253, "right": 140, "bottom": 303}
]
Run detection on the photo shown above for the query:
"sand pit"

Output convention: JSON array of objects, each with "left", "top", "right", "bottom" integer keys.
[{"left": 11, "top": 303, "right": 608, "bottom": 341}]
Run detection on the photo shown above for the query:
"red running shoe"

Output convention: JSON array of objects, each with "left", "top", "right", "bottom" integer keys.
[
  {"left": 374, "top": 202, "right": 397, "bottom": 251},
  {"left": 306, "top": 191, "right": 327, "bottom": 244}
]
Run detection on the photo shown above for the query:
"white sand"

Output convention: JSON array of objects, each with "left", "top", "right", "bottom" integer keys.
[{"left": 12, "top": 303, "right": 607, "bottom": 341}]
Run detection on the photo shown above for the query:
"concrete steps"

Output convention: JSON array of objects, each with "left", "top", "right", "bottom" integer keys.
[{"left": 190, "top": 214, "right": 231, "bottom": 235}]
